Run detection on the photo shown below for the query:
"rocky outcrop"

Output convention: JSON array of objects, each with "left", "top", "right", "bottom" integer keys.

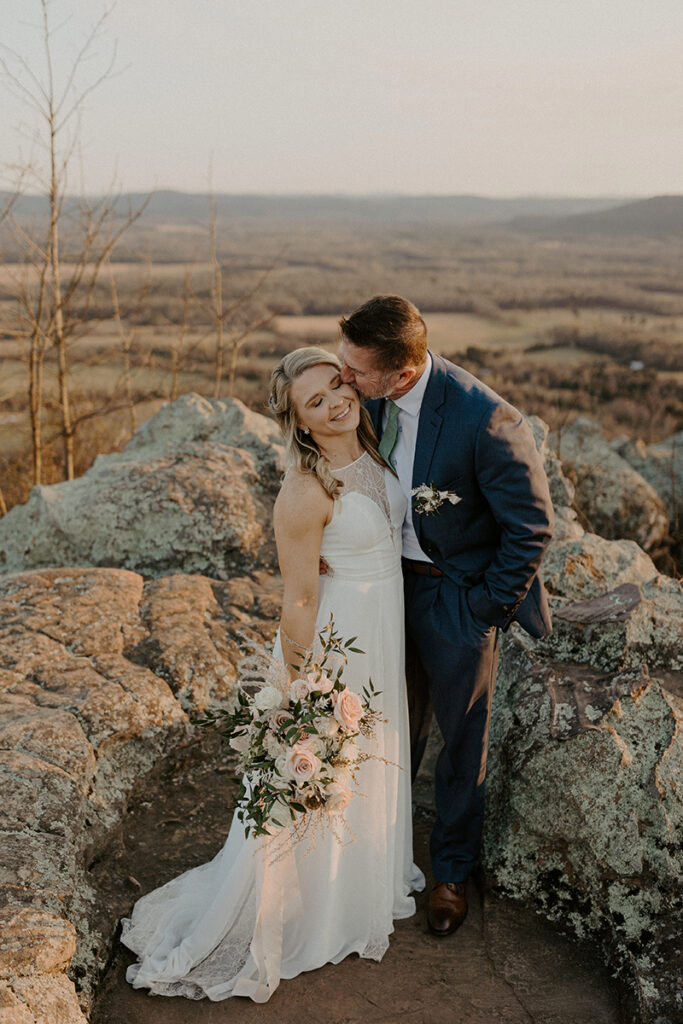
[
  {"left": 613, "top": 431, "right": 682, "bottom": 536},
  {"left": 0, "top": 394, "right": 284, "bottom": 579},
  {"left": 526, "top": 417, "right": 659, "bottom": 603},
  {"left": 484, "top": 576, "right": 683, "bottom": 1024},
  {"left": 0, "top": 566, "right": 280, "bottom": 1020},
  {"left": 1, "top": 401, "right": 679, "bottom": 1024},
  {"left": 549, "top": 416, "right": 669, "bottom": 553}
]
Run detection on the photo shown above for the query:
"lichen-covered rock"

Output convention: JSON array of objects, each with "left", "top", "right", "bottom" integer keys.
[
  {"left": 549, "top": 505, "right": 585, "bottom": 542},
  {"left": 526, "top": 417, "right": 661, "bottom": 606},
  {"left": 550, "top": 416, "right": 669, "bottom": 552},
  {"left": 484, "top": 580, "right": 683, "bottom": 1024},
  {"left": 525, "top": 414, "right": 576, "bottom": 509},
  {"left": 0, "top": 395, "right": 284, "bottom": 579},
  {"left": 542, "top": 532, "right": 657, "bottom": 602},
  {"left": 0, "top": 565, "right": 281, "bottom": 1018},
  {"left": 121, "top": 391, "right": 282, "bottom": 468},
  {"left": 538, "top": 577, "right": 683, "bottom": 674},
  {"left": 613, "top": 431, "right": 683, "bottom": 526}
]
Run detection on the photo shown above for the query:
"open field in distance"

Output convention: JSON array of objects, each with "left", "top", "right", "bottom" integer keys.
[{"left": 1, "top": 201, "right": 682, "bottom": 545}]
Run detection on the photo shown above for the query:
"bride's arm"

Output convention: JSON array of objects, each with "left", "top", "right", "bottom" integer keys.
[{"left": 273, "top": 471, "right": 333, "bottom": 678}]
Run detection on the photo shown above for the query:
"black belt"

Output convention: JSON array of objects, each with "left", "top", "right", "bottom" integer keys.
[{"left": 401, "top": 557, "right": 444, "bottom": 578}]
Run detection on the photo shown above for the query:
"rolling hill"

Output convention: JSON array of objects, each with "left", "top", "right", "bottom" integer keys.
[{"left": 507, "top": 195, "right": 683, "bottom": 239}]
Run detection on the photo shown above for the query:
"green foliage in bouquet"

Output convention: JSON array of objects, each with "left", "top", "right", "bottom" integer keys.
[{"left": 193, "top": 616, "right": 382, "bottom": 839}]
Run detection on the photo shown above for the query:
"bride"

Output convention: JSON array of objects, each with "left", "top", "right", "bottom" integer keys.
[{"left": 120, "top": 347, "right": 425, "bottom": 1002}]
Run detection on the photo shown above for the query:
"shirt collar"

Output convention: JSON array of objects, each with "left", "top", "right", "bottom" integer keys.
[{"left": 392, "top": 351, "right": 432, "bottom": 417}]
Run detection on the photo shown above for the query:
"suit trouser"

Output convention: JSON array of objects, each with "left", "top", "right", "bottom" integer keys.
[{"left": 404, "top": 570, "right": 500, "bottom": 884}]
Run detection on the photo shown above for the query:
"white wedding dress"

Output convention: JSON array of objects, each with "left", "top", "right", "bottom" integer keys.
[{"left": 120, "top": 452, "right": 425, "bottom": 1002}]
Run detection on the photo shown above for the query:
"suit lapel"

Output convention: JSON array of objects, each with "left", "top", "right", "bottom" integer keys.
[
  {"left": 412, "top": 353, "right": 446, "bottom": 490},
  {"left": 411, "top": 355, "right": 446, "bottom": 540}
]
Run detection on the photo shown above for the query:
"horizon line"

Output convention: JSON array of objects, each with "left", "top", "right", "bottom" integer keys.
[{"left": 2, "top": 187, "right": 666, "bottom": 202}]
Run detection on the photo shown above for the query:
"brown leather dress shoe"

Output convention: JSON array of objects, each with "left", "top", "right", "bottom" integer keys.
[{"left": 428, "top": 881, "right": 468, "bottom": 936}]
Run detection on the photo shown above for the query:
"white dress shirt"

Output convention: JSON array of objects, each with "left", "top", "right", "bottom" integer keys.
[{"left": 382, "top": 352, "right": 432, "bottom": 561}]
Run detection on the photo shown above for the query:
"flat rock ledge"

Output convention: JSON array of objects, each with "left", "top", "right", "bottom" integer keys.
[
  {"left": 484, "top": 576, "right": 683, "bottom": 1024},
  {"left": 0, "top": 566, "right": 280, "bottom": 1022}
]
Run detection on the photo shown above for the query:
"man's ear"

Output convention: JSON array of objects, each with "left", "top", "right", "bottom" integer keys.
[{"left": 396, "top": 366, "right": 418, "bottom": 387}]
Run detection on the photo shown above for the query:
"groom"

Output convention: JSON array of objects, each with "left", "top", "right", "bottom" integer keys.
[{"left": 338, "top": 295, "right": 554, "bottom": 936}]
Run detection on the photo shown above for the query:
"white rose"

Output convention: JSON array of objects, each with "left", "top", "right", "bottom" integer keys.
[
  {"left": 339, "top": 738, "right": 359, "bottom": 763},
  {"left": 313, "top": 715, "right": 340, "bottom": 739},
  {"left": 269, "top": 769, "right": 291, "bottom": 792},
  {"left": 254, "top": 685, "right": 284, "bottom": 713},
  {"left": 325, "top": 780, "right": 352, "bottom": 815},
  {"left": 289, "top": 678, "right": 310, "bottom": 702},
  {"left": 265, "top": 732, "right": 285, "bottom": 759}
]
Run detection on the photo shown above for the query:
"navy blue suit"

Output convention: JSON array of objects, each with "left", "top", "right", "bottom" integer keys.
[{"left": 366, "top": 352, "right": 554, "bottom": 881}]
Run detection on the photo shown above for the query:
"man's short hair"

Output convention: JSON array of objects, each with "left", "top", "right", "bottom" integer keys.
[{"left": 339, "top": 295, "right": 428, "bottom": 371}]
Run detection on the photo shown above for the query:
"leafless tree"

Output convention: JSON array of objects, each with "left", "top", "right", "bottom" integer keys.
[
  {"left": 202, "top": 168, "right": 278, "bottom": 399},
  {"left": 108, "top": 259, "right": 152, "bottom": 434},
  {"left": 168, "top": 268, "right": 193, "bottom": 401},
  {"left": 0, "top": 0, "right": 147, "bottom": 482}
]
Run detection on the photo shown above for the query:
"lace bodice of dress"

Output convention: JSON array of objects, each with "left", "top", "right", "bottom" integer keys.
[
  {"left": 317, "top": 451, "right": 406, "bottom": 579},
  {"left": 333, "top": 451, "right": 392, "bottom": 527}
]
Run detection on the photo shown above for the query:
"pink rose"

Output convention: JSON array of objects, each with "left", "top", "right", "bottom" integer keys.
[
  {"left": 333, "top": 688, "right": 363, "bottom": 731},
  {"left": 325, "top": 780, "right": 352, "bottom": 815},
  {"left": 311, "top": 671, "right": 335, "bottom": 695},
  {"left": 297, "top": 732, "right": 325, "bottom": 756},
  {"left": 268, "top": 708, "right": 292, "bottom": 733},
  {"left": 283, "top": 745, "right": 322, "bottom": 784}
]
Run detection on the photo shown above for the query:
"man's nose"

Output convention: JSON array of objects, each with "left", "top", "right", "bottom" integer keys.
[{"left": 340, "top": 364, "right": 354, "bottom": 383}]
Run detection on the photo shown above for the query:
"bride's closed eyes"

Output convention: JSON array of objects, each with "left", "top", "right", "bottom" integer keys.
[{"left": 311, "top": 376, "right": 343, "bottom": 407}]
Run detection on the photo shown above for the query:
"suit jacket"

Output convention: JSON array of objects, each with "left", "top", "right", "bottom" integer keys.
[{"left": 366, "top": 352, "right": 554, "bottom": 639}]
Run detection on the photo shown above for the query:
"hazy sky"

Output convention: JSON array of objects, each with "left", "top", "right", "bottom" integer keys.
[{"left": 1, "top": 0, "right": 682, "bottom": 196}]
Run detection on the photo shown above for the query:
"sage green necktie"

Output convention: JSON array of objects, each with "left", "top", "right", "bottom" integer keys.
[{"left": 378, "top": 400, "right": 400, "bottom": 467}]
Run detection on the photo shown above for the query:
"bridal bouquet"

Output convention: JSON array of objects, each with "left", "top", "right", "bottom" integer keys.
[{"left": 193, "top": 617, "right": 382, "bottom": 840}]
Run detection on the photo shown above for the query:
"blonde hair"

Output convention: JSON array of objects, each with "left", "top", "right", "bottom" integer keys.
[{"left": 269, "top": 347, "right": 386, "bottom": 498}]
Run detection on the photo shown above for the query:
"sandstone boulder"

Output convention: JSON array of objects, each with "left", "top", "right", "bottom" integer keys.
[
  {"left": 0, "top": 394, "right": 284, "bottom": 579},
  {"left": 0, "top": 565, "right": 280, "bottom": 1020},
  {"left": 484, "top": 579, "right": 683, "bottom": 1024},
  {"left": 550, "top": 416, "right": 669, "bottom": 553}
]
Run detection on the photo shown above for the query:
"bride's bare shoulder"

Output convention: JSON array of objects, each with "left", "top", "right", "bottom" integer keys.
[{"left": 274, "top": 469, "right": 332, "bottom": 528}]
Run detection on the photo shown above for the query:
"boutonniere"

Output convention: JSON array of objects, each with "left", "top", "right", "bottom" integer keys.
[{"left": 411, "top": 483, "right": 462, "bottom": 515}]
